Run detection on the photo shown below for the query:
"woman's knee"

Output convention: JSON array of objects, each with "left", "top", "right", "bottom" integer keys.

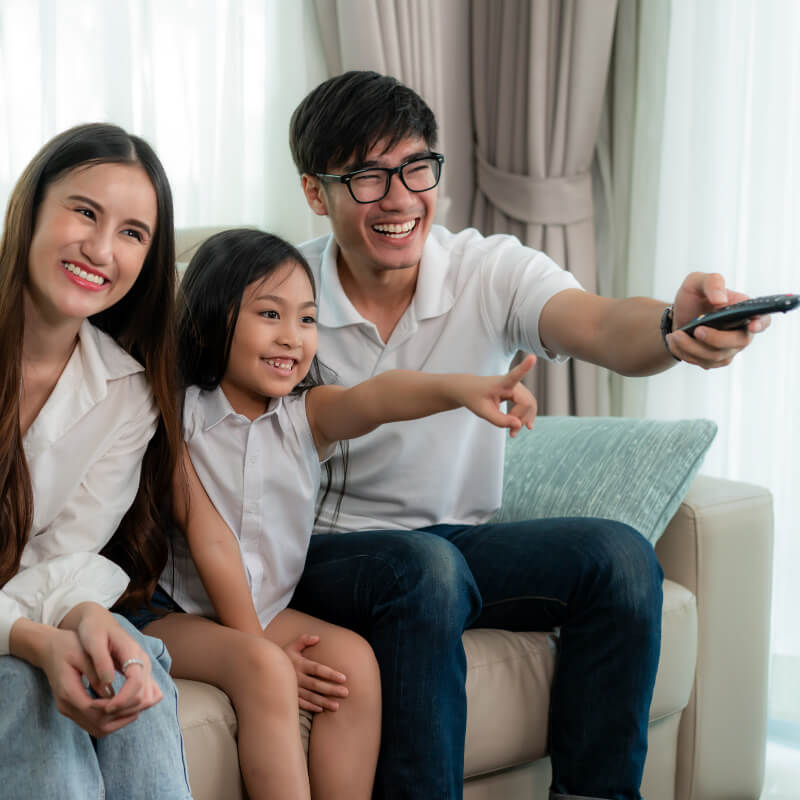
[{"left": 0, "top": 656, "right": 50, "bottom": 725}]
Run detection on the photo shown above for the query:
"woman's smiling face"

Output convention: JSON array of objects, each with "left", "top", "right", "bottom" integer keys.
[{"left": 26, "top": 161, "right": 157, "bottom": 329}]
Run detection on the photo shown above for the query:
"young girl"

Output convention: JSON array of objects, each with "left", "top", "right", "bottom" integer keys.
[
  {"left": 138, "top": 228, "right": 536, "bottom": 800},
  {"left": 0, "top": 124, "right": 191, "bottom": 798}
]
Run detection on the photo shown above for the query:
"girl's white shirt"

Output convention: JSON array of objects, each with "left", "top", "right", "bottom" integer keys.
[
  {"left": 163, "top": 386, "right": 324, "bottom": 629},
  {"left": 0, "top": 320, "right": 158, "bottom": 655}
]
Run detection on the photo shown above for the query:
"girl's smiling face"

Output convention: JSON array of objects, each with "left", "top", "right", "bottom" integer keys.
[
  {"left": 26, "top": 161, "right": 157, "bottom": 331},
  {"left": 220, "top": 261, "right": 318, "bottom": 420}
]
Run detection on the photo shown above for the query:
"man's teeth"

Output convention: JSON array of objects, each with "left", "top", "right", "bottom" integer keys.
[
  {"left": 373, "top": 220, "right": 416, "bottom": 238},
  {"left": 62, "top": 261, "right": 105, "bottom": 285},
  {"left": 265, "top": 358, "right": 295, "bottom": 369}
]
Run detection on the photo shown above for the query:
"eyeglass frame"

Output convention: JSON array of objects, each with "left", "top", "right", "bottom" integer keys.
[{"left": 314, "top": 152, "right": 445, "bottom": 204}]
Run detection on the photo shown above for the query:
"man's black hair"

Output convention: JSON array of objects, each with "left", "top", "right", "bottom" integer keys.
[{"left": 289, "top": 70, "right": 438, "bottom": 175}]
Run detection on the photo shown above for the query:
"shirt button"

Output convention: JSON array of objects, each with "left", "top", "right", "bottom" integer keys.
[{"left": 248, "top": 455, "right": 257, "bottom": 465}]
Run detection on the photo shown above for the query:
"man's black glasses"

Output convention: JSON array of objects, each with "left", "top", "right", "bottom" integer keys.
[{"left": 315, "top": 153, "right": 445, "bottom": 204}]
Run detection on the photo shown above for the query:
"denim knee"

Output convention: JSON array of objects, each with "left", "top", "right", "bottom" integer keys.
[
  {"left": 584, "top": 521, "right": 664, "bottom": 625},
  {"left": 0, "top": 655, "right": 48, "bottom": 718},
  {"left": 369, "top": 532, "right": 483, "bottom": 632}
]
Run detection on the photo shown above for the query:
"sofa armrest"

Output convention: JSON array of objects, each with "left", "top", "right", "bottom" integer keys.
[{"left": 654, "top": 474, "right": 773, "bottom": 800}]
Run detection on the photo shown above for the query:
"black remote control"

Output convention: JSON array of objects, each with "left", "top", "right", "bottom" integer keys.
[{"left": 678, "top": 293, "right": 800, "bottom": 337}]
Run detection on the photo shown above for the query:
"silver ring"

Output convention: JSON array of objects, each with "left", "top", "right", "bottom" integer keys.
[{"left": 121, "top": 657, "right": 145, "bottom": 672}]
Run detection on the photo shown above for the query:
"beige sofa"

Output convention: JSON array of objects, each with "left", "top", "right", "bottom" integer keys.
[
  {"left": 175, "top": 473, "right": 772, "bottom": 800},
  {"left": 172, "top": 228, "right": 773, "bottom": 800}
]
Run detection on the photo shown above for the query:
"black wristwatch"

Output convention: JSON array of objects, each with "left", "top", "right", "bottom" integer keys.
[{"left": 660, "top": 306, "right": 680, "bottom": 361}]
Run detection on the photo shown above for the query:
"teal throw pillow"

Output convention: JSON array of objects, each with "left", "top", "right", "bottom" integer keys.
[{"left": 494, "top": 416, "right": 717, "bottom": 544}]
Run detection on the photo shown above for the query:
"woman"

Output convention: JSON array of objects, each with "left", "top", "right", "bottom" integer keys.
[{"left": 0, "top": 123, "right": 191, "bottom": 799}]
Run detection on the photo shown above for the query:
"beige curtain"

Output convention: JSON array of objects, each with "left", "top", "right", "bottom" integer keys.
[
  {"left": 597, "top": 0, "right": 672, "bottom": 417},
  {"left": 471, "top": 0, "right": 617, "bottom": 416}
]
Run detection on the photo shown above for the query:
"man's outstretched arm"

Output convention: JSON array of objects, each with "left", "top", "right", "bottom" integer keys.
[{"left": 538, "top": 272, "right": 768, "bottom": 376}]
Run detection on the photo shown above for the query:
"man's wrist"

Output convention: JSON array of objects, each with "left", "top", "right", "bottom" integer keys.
[{"left": 660, "top": 306, "right": 680, "bottom": 361}]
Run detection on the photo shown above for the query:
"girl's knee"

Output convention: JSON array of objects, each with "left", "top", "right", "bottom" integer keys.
[
  {"left": 237, "top": 637, "right": 297, "bottom": 694},
  {"left": 332, "top": 629, "right": 380, "bottom": 687}
]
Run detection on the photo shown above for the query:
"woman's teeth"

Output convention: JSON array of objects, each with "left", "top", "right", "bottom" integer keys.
[
  {"left": 373, "top": 220, "right": 416, "bottom": 238},
  {"left": 62, "top": 261, "right": 106, "bottom": 285}
]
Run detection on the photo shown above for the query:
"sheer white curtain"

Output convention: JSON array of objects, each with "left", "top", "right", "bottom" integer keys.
[
  {"left": 631, "top": 0, "right": 800, "bottom": 732},
  {"left": 0, "top": 0, "right": 328, "bottom": 243}
]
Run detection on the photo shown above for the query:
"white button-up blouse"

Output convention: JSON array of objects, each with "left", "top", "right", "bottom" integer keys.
[{"left": 0, "top": 320, "right": 158, "bottom": 654}]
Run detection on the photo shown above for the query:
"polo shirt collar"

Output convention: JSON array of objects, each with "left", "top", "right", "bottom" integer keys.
[
  {"left": 316, "top": 228, "right": 455, "bottom": 329},
  {"left": 201, "top": 385, "right": 284, "bottom": 431}
]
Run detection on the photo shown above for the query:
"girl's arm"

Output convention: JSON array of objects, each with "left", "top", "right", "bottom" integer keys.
[
  {"left": 173, "top": 445, "right": 263, "bottom": 636},
  {"left": 306, "top": 355, "right": 537, "bottom": 457}
]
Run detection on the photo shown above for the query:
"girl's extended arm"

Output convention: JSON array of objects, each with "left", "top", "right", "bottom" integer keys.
[
  {"left": 173, "top": 446, "right": 263, "bottom": 636},
  {"left": 306, "top": 355, "right": 537, "bottom": 457}
]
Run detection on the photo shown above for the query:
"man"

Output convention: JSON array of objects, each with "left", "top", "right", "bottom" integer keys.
[{"left": 287, "top": 71, "right": 765, "bottom": 800}]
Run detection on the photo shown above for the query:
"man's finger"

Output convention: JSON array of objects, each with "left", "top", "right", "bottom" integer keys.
[{"left": 703, "top": 272, "right": 728, "bottom": 305}]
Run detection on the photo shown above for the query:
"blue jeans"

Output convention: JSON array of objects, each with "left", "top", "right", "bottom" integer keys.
[
  {"left": 290, "top": 518, "right": 663, "bottom": 800},
  {"left": 0, "top": 614, "right": 193, "bottom": 800}
]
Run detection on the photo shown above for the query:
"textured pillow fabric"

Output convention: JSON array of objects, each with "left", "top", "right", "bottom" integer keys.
[{"left": 495, "top": 416, "right": 717, "bottom": 544}]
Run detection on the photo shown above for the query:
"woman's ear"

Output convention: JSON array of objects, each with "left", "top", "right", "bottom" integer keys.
[{"left": 301, "top": 174, "right": 329, "bottom": 217}]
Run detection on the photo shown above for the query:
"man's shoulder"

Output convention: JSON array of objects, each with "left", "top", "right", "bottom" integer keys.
[
  {"left": 427, "top": 224, "right": 544, "bottom": 274},
  {"left": 297, "top": 233, "right": 330, "bottom": 279}
]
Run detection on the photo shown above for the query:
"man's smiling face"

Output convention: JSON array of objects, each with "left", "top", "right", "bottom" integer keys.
[{"left": 304, "top": 136, "right": 438, "bottom": 280}]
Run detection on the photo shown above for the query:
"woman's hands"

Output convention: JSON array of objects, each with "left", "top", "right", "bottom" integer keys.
[
  {"left": 42, "top": 602, "right": 162, "bottom": 737},
  {"left": 454, "top": 354, "right": 537, "bottom": 437},
  {"left": 283, "top": 633, "right": 349, "bottom": 713}
]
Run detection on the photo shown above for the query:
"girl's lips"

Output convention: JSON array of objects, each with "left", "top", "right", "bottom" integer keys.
[
  {"left": 61, "top": 260, "right": 109, "bottom": 291},
  {"left": 263, "top": 357, "right": 297, "bottom": 374}
]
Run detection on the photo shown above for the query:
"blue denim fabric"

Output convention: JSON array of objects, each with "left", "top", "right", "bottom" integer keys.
[
  {"left": 290, "top": 518, "right": 663, "bottom": 800},
  {"left": 124, "top": 584, "right": 185, "bottom": 631},
  {"left": 0, "top": 614, "right": 193, "bottom": 800}
]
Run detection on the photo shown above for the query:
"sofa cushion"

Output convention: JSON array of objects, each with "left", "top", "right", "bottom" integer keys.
[
  {"left": 462, "top": 579, "right": 697, "bottom": 779},
  {"left": 495, "top": 416, "right": 717, "bottom": 544}
]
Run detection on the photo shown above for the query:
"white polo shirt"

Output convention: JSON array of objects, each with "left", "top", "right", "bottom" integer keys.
[
  {"left": 163, "top": 388, "right": 322, "bottom": 628},
  {"left": 0, "top": 321, "right": 157, "bottom": 655},
  {"left": 301, "top": 224, "right": 583, "bottom": 533}
]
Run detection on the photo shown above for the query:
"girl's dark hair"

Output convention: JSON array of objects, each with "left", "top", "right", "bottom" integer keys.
[
  {"left": 0, "top": 123, "right": 180, "bottom": 607},
  {"left": 289, "top": 70, "right": 438, "bottom": 174},
  {"left": 177, "top": 228, "right": 345, "bottom": 521}
]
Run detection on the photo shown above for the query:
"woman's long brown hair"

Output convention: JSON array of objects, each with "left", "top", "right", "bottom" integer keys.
[{"left": 0, "top": 123, "right": 181, "bottom": 609}]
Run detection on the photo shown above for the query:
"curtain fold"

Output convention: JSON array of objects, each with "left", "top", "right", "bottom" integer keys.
[
  {"left": 470, "top": 0, "right": 617, "bottom": 416},
  {"left": 598, "top": 0, "right": 672, "bottom": 417}
]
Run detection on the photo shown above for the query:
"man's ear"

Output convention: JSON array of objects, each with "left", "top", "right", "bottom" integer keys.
[{"left": 301, "top": 174, "right": 329, "bottom": 217}]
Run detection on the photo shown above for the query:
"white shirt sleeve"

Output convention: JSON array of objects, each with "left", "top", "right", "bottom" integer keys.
[
  {"left": 0, "top": 553, "right": 129, "bottom": 654},
  {"left": 1, "top": 373, "right": 158, "bottom": 655},
  {"left": 476, "top": 233, "right": 583, "bottom": 358}
]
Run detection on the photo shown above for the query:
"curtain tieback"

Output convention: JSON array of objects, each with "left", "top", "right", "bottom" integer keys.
[{"left": 475, "top": 150, "right": 593, "bottom": 226}]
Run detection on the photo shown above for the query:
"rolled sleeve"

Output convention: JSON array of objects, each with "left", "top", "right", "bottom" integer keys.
[
  {"left": 477, "top": 234, "right": 583, "bottom": 359},
  {"left": 0, "top": 553, "right": 129, "bottom": 654}
]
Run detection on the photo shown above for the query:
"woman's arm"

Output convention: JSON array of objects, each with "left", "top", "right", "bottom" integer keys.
[
  {"left": 9, "top": 604, "right": 162, "bottom": 737},
  {"left": 173, "top": 445, "right": 263, "bottom": 636},
  {"left": 306, "top": 355, "right": 537, "bottom": 456}
]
